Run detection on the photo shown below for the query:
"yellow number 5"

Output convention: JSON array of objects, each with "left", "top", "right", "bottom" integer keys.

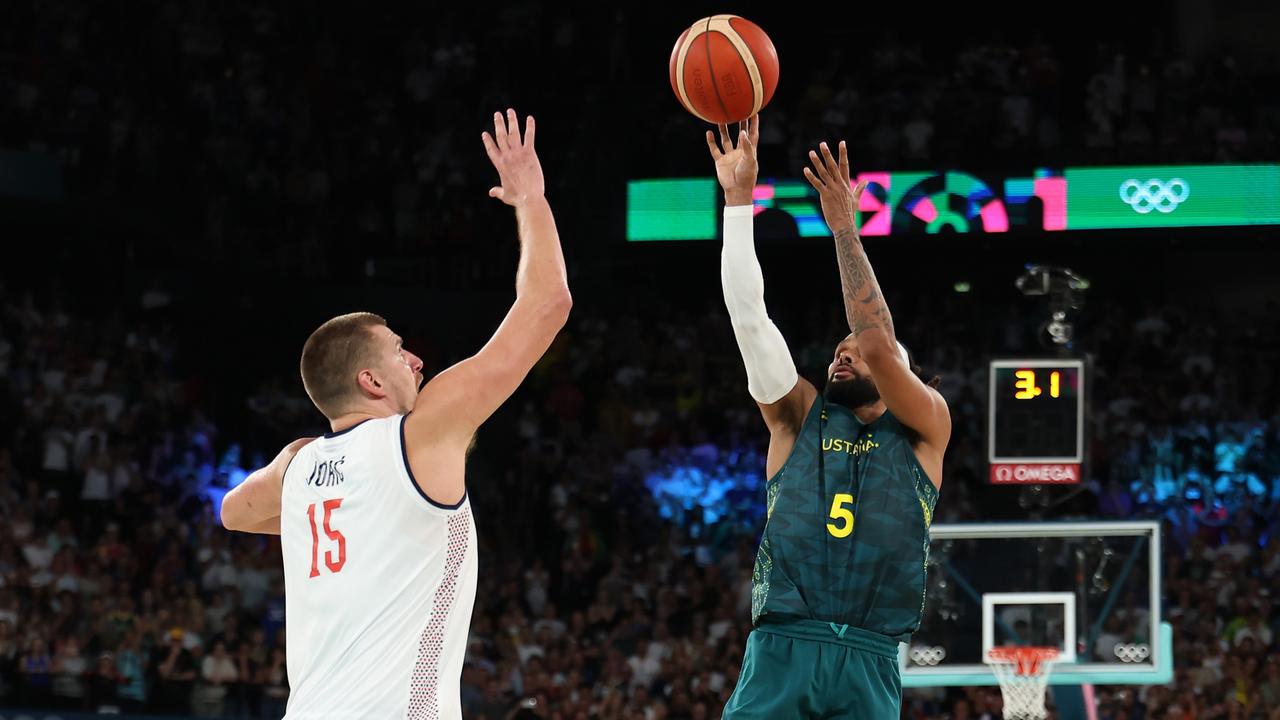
[{"left": 827, "top": 493, "right": 855, "bottom": 538}]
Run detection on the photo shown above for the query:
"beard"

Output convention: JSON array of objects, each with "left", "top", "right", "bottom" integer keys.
[{"left": 824, "top": 375, "right": 881, "bottom": 408}]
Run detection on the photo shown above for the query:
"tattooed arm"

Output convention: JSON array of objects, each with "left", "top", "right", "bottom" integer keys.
[
  {"left": 801, "top": 141, "right": 897, "bottom": 349},
  {"left": 832, "top": 223, "right": 896, "bottom": 351},
  {"left": 804, "top": 140, "right": 949, "bottom": 484}
]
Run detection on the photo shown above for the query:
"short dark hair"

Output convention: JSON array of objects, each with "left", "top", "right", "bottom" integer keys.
[{"left": 299, "top": 312, "right": 387, "bottom": 418}]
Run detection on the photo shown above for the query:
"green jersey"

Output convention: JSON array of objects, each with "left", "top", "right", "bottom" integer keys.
[{"left": 751, "top": 397, "right": 938, "bottom": 641}]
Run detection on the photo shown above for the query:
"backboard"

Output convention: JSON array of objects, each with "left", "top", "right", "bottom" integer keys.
[{"left": 901, "top": 520, "right": 1172, "bottom": 687}]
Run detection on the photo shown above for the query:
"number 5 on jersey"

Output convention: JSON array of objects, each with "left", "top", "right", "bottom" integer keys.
[
  {"left": 307, "top": 499, "right": 346, "bottom": 577},
  {"left": 826, "top": 493, "right": 855, "bottom": 538}
]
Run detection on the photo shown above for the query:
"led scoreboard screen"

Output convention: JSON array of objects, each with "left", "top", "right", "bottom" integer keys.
[{"left": 987, "top": 359, "right": 1086, "bottom": 484}]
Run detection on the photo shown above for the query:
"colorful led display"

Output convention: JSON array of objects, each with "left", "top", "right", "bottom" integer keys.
[{"left": 626, "top": 164, "right": 1280, "bottom": 241}]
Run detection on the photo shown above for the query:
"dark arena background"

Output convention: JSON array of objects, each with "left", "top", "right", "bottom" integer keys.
[{"left": 1, "top": 1, "right": 1279, "bottom": 718}]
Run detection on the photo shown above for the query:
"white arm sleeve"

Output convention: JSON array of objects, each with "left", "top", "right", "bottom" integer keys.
[{"left": 721, "top": 204, "right": 798, "bottom": 404}]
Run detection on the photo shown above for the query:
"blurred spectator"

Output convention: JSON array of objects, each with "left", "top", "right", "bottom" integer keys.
[
  {"left": 193, "top": 639, "right": 237, "bottom": 717},
  {"left": 18, "top": 636, "right": 52, "bottom": 707},
  {"left": 115, "top": 630, "right": 148, "bottom": 711},
  {"left": 85, "top": 651, "right": 121, "bottom": 711},
  {"left": 49, "top": 635, "right": 86, "bottom": 709},
  {"left": 153, "top": 629, "right": 197, "bottom": 714}
]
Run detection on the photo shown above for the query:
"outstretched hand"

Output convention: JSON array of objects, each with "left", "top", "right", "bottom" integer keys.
[
  {"left": 802, "top": 140, "right": 867, "bottom": 235},
  {"left": 707, "top": 115, "right": 759, "bottom": 206},
  {"left": 481, "top": 109, "right": 544, "bottom": 207}
]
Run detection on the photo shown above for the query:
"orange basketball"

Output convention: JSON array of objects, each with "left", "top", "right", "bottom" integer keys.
[{"left": 669, "top": 15, "right": 779, "bottom": 125}]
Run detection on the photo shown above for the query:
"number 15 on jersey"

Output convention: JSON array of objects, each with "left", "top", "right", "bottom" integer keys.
[{"left": 307, "top": 498, "right": 347, "bottom": 577}]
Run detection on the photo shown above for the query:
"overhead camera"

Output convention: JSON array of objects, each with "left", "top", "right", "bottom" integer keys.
[{"left": 1016, "top": 265, "right": 1089, "bottom": 350}]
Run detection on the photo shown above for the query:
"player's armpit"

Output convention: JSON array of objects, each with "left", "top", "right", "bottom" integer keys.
[
  {"left": 757, "top": 376, "right": 817, "bottom": 436},
  {"left": 402, "top": 294, "right": 568, "bottom": 508},
  {"left": 221, "top": 438, "right": 313, "bottom": 532},
  {"left": 760, "top": 376, "right": 819, "bottom": 478},
  {"left": 862, "top": 344, "right": 951, "bottom": 484}
]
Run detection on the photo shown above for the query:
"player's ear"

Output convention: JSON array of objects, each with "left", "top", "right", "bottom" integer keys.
[{"left": 356, "top": 368, "right": 387, "bottom": 399}]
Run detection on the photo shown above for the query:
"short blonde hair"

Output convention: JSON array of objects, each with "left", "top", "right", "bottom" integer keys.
[{"left": 299, "top": 312, "right": 387, "bottom": 418}]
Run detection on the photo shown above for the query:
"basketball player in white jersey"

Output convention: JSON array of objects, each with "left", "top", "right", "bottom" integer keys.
[{"left": 219, "top": 109, "right": 570, "bottom": 719}]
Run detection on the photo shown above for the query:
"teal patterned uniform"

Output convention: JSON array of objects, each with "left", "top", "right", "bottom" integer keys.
[{"left": 724, "top": 397, "right": 939, "bottom": 719}]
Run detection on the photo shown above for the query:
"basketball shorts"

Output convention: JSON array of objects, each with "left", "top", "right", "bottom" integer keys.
[{"left": 723, "top": 619, "right": 901, "bottom": 719}]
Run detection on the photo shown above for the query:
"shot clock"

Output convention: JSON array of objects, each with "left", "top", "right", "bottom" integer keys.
[{"left": 987, "top": 359, "right": 1087, "bottom": 484}]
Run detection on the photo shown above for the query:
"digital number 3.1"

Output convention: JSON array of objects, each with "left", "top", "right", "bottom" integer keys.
[{"left": 307, "top": 498, "right": 346, "bottom": 577}]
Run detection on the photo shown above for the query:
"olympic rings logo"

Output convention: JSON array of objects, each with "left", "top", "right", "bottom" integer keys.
[
  {"left": 1113, "top": 643, "right": 1151, "bottom": 663},
  {"left": 909, "top": 645, "right": 947, "bottom": 666},
  {"left": 1119, "top": 178, "right": 1190, "bottom": 214}
]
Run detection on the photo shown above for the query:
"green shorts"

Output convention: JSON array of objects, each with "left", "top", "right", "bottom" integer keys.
[{"left": 722, "top": 619, "right": 902, "bottom": 719}]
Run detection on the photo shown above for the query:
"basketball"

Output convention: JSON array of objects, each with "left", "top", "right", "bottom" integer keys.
[{"left": 669, "top": 15, "right": 779, "bottom": 125}]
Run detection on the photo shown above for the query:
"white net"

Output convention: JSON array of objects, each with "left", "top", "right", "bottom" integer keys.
[{"left": 986, "top": 648, "right": 1058, "bottom": 720}]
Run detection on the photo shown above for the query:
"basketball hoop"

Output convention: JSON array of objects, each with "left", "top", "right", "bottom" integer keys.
[{"left": 985, "top": 647, "right": 1059, "bottom": 720}]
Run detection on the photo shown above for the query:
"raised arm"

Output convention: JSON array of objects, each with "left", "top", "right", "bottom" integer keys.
[
  {"left": 404, "top": 109, "right": 572, "bottom": 503},
  {"left": 803, "top": 141, "right": 950, "bottom": 471},
  {"left": 711, "top": 116, "right": 818, "bottom": 473},
  {"left": 221, "top": 437, "right": 314, "bottom": 534}
]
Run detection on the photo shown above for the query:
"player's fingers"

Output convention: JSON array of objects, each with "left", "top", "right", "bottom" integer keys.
[
  {"left": 489, "top": 186, "right": 504, "bottom": 200},
  {"left": 506, "top": 108, "right": 521, "bottom": 147},
  {"left": 481, "top": 132, "right": 501, "bottom": 163},
  {"left": 838, "top": 141, "right": 850, "bottom": 181},
  {"left": 718, "top": 123, "right": 732, "bottom": 150},
  {"left": 851, "top": 180, "right": 868, "bottom": 208},
  {"left": 819, "top": 142, "right": 840, "bottom": 176},
  {"left": 808, "top": 149, "right": 833, "bottom": 185},
  {"left": 524, "top": 115, "right": 535, "bottom": 148},
  {"left": 802, "top": 166, "right": 824, "bottom": 190},
  {"left": 492, "top": 111, "right": 509, "bottom": 150},
  {"left": 749, "top": 114, "right": 760, "bottom": 145},
  {"left": 706, "top": 130, "right": 723, "bottom": 159}
]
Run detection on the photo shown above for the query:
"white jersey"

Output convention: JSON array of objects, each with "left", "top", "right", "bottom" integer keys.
[{"left": 280, "top": 414, "right": 478, "bottom": 719}]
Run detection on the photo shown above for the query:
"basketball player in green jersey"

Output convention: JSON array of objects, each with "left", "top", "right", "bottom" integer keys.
[{"left": 709, "top": 117, "right": 950, "bottom": 718}]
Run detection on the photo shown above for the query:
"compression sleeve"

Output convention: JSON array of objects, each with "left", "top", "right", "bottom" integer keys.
[{"left": 721, "top": 204, "right": 798, "bottom": 404}]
